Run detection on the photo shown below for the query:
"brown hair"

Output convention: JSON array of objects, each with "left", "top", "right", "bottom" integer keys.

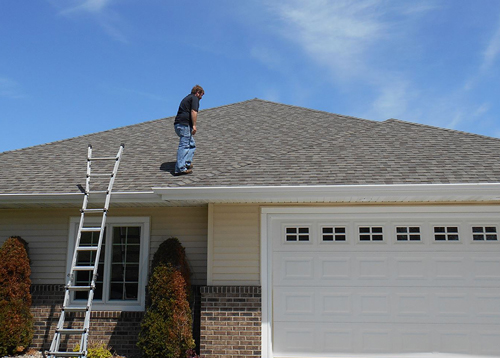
[{"left": 191, "top": 85, "right": 204, "bottom": 95}]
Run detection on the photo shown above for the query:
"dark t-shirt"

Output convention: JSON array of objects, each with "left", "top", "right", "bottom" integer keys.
[{"left": 174, "top": 94, "right": 200, "bottom": 127}]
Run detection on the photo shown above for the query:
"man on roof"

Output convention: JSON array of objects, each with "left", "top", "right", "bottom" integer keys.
[{"left": 173, "top": 85, "right": 204, "bottom": 175}]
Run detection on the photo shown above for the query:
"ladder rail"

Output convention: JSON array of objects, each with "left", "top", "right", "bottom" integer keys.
[{"left": 48, "top": 144, "right": 124, "bottom": 358}]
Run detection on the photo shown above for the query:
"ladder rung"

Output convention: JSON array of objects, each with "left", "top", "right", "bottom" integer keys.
[
  {"left": 89, "top": 156, "right": 117, "bottom": 161},
  {"left": 89, "top": 173, "right": 113, "bottom": 177},
  {"left": 81, "top": 208, "right": 105, "bottom": 213},
  {"left": 80, "top": 227, "right": 101, "bottom": 232},
  {"left": 73, "top": 266, "right": 95, "bottom": 271},
  {"left": 86, "top": 190, "right": 108, "bottom": 195},
  {"left": 67, "top": 285, "right": 93, "bottom": 291},
  {"left": 63, "top": 306, "right": 89, "bottom": 312},
  {"left": 77, "top": 246, "right": 98, "bottom": 251},
  {"left": 56, "top": 328, "right": 87, "bottom": 334},
  {"left": 48, "top": 351, "right": 85, "bottom": 357}
]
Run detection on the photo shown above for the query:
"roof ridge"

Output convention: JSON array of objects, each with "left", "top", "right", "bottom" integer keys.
[
  {"left": 245, "top": 98, "right": 381, "bottom": 124},
  {"left": 383, "top": 118, "right": 500, "bottom": 141}
]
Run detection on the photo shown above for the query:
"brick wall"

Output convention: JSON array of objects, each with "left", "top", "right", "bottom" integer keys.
[
  {"left": 200, "top": 286, "right": 261, "bottom": 358},
  {"left": 30, "top": 284, "right": 143, "bottom": 358}
]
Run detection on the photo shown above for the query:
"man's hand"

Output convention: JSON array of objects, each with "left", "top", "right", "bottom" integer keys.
[{"left": 191, "top": 109, "right": 198, "bottom": 135}]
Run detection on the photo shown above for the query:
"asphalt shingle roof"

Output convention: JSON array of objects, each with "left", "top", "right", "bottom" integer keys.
[{"left": 1, "top": 98, "right": 500, "bottom": 195}]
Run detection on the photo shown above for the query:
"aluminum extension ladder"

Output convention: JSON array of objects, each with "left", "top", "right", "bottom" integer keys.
[{"left": 48, "top": 144, "right": 124, "bottom": 358}]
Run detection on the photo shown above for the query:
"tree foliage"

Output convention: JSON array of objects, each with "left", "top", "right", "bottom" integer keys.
[
  {"left": 151, "top": 237, "right": 191, "bottom": 295},
  {"left": 137, "top": 264, "right": 195, "bottom": 358},
  {"left": 0, "top": 236, "right": 34, "bottom": 356}
]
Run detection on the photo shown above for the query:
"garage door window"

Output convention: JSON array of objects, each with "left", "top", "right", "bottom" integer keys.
[
  {"left": 434, "top": 226, "right": 459, "bottom": 241},
  {"left": 396, "top": 226, "right": 421, "bottom": 241},
  {"left": 359, "top": 226, "right": 383, "bottom": 241},
  {"left": 285, "top": 227, "right": 310, "bottom": 242},
  {"left": 322, "top": 227, "right": 347, "bottom": 242},
  {"left": 472, "top": 226, "right": 498, "bottom": 241}
]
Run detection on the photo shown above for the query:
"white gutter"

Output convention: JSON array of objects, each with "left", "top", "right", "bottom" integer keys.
[
  {"left": 0, "top": 191, "right": 161, "bottom": 205},
  {"left": 152, "top": 183, "right": 500, "bottom": 203}
]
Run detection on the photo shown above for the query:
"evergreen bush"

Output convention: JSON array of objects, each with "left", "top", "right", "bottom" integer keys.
[
  {"left": 151, "top": 237, "right": 191, "bottom": 294},
  {"left": 0, "top": 236, "right": 34, "bottom": 356},
  {"left": 137, "top": 264, "right": 195, "bottom": 358}
]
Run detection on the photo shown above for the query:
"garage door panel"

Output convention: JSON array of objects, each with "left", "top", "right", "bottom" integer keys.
[
  {"left": 473, "top": 256, "right": 500, "bottom": 281},
  {"left": 274, "top": 286, "right": 500, "bottom": 324},
  {"left": 274, "top": 251, "right": 500, "bottom": 287},
  {"left": 274, "top": 322, "right": 500, "bottom": 357}
]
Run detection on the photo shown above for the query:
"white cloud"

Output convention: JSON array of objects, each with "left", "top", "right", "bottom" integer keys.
[
  {"left": 367, "top": 78, "right": 411, "bottom": 120},
  {"left": 52, "top": 0, "right": 128, "bottom": 43},
  {"left": 481, "top": 14, "right": 500, "bottom": 71},
  {"left": 268, "top": 0, "right": 387, "bottom": 80},
  {"left": 265, "top": 0, "right": 438, "bottom": 81},
  {"left": 57, "top": 0, "right": 114, "bottom": 15}
]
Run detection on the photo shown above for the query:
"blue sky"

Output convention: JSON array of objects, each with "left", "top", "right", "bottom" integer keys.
[{"left": 1, "top": 0, "right": 500, "bottom": 153}]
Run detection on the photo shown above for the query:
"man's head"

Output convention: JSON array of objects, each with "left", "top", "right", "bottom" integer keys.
[{"left": 191, "top": 85, "right": 204, "bottom": 99}]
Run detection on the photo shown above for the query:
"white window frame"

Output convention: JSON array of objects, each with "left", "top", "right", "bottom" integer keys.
[{"left": 66, "top": 216, "right": 150, "bottom": 311}]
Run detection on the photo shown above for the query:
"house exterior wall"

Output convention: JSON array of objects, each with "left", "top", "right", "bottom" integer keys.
[
  {"left": 0, "top": 206, "right": 208, "bottom": 285},
  {"left": 209, "top": 204, "right": 260, "bottom": 285},
  {"left": 0, "top": 208, "right": 72, "bottom": 284}
]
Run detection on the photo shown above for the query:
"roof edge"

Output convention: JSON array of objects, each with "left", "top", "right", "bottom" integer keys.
[
  {"left": 0, "top": 191, "right": 161, "bottom": 205},
  {"left": 153, "top": 183, "right": 500, "bottom": 204}
]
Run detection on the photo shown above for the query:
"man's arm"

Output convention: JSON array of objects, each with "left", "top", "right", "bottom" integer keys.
[{"left": 191, "top": 109, "right": 198, "bottom": 135}]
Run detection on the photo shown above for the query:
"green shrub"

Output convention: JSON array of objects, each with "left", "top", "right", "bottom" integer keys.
[
  {"left": 151, "top": 238, "right": 191, "bottom": 296},
  {"left": 137, "top": 264, "right": 195, "bottom": 358},
  {"left": 74, "top": 341, "right": 113, "bottom": 358},
  {"left": 0, "top": 236, "right": 34, "bottom": 356}
]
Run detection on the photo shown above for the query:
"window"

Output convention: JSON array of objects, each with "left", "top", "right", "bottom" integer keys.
[
  {"left": 434, "top": 226, "right": 459, "bottom": 241},
  {"left": 67, "top": 217, "right": 150, "bottom": 311},
  {"left": 359, "top": 226, "right": 383, "bottom": 241},
  {"left": 322, "top": 227, "right": 347, "bottom": 242},
  {"left": 285, "top": 227, "right": 310, "bottom": 242},
  {"left": 396, "top": 226, "right": 421, "bottom": 241},
  {"left": 472, "top": 226, "right": 498, "bottom": 241}
]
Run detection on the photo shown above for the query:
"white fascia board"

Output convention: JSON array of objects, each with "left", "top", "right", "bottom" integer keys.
[
  {"left": 152, "top": 183, "right": 500, "bottom": 203},
  {"left": 0, "top": 191, "right": 161, "bottom": 205}
]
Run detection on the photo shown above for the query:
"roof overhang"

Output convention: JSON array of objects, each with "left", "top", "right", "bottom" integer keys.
[
  {"left": 2, "top": 183, "right": 500, "bottom": 209},
  {"left": 0, "top": 192, "right": 162, "bottom": 209},
  {"left": 152, "top": 183, "right": 500, "bottom": 205}
]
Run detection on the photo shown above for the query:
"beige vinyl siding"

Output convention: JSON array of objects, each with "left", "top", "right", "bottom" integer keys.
[
  {"left": 0, "top": 206, "right": 208, "bottom": 285},
  {"left": 210, "top": 204, "right": 260, "bottom": 285},
  {"left": 146, "top": 207, "right": 208, "bottom": 285},
  {"left": 0, "top": 209, "right": 71, "bottom": 284}
]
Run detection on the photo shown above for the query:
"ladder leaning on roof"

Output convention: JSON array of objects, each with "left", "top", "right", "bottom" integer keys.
[{"left": 48, "top": 143, "right": 124, "bottom": 358}]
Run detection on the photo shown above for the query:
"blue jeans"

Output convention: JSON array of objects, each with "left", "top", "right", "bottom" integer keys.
[{"left": 174, "top": 124, "right": 195, "bottom": 173}]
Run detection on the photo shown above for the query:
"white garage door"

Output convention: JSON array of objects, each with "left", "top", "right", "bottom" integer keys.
[{"left": 268, "top": 208, "right": 500, "bottom": 358}]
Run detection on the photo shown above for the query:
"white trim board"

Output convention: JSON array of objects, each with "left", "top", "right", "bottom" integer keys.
[{"left": 154, "top": 183, "right": 500, "bottom": 204}]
